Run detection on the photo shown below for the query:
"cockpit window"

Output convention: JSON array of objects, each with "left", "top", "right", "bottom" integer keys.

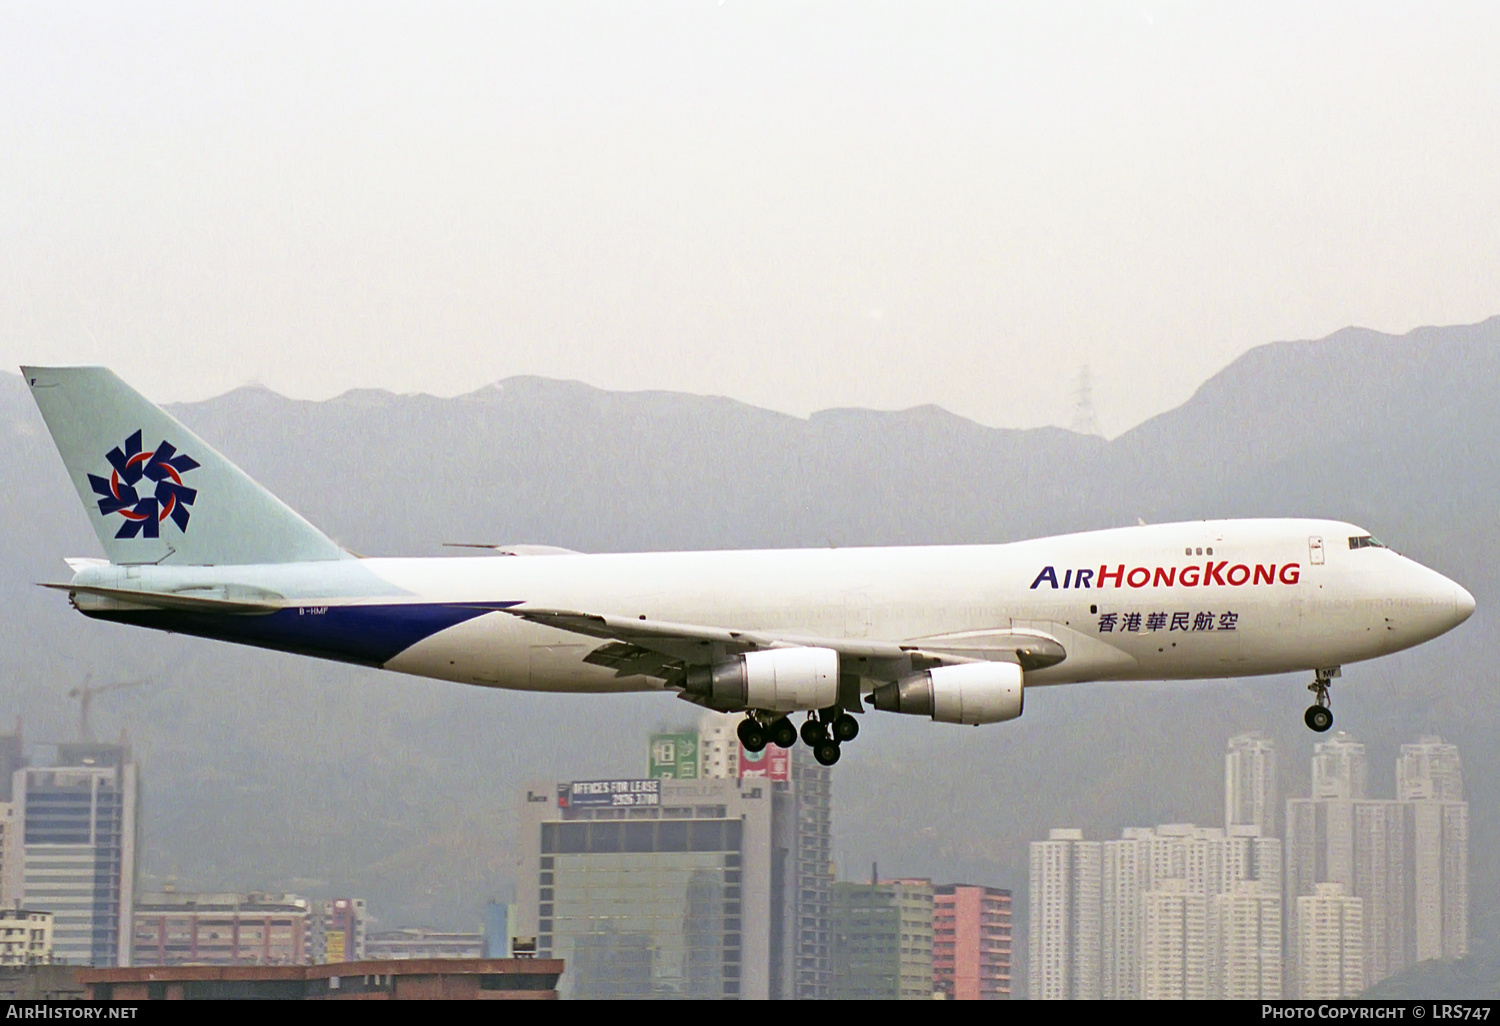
[{"left": 1348, "top": 535, "right": 1386, "bottom": 550}]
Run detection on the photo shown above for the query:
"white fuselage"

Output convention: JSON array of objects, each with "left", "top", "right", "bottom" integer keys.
[{"left": 71, "top": 518, "right": 1473, "bottom": 697}]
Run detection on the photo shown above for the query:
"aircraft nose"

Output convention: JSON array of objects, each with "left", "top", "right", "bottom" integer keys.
[{"left": 1454, "top": 582, "right": 1476, "bottom": 625}]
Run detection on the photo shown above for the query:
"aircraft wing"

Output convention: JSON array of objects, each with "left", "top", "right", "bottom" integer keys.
[{"left": 503, "top": 608, "right": 1066, "bottom": 686}]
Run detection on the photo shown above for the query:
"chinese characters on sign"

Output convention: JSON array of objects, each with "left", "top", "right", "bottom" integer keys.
[
  {"left": 648, "top": 732, "right": 700, "bottom": 780},
  {"left": 1098, "top": 611, "right": 1239, "bottom": 633}
]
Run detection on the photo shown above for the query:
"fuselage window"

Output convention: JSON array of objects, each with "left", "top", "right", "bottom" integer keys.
[{"left": 1348, "top": 535, "right": 1386, "bottom": 550}]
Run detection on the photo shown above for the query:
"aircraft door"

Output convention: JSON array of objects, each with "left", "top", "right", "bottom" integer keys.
[{"left": 1309, "top": 536, "right": 1325, "bottom": 565}]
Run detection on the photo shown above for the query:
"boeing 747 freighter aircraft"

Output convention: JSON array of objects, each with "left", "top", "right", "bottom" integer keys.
[{"left": 23, "top": 367, "right": 1475, "bottom": 765}]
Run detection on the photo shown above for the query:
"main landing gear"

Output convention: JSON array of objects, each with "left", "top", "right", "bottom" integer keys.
[
  {"left": 738, "top": 708, "right": 860, "bottom": 766},
  {"left": 1303, "top": 667, "right": 1340, "bottom": 733}
]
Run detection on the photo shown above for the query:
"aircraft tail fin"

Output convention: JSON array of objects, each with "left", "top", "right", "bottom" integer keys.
[{"left": 22, "top": 366, "right": 351, "bottom": 566}]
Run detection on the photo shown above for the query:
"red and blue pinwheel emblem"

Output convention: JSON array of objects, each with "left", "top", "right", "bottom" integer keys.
[{"left": 87, "top": 430, "right": 200, "bottom": 539}]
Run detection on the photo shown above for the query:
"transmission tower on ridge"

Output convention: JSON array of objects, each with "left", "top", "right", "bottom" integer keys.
[{"left": 1070, "top": 365, "right": 1101, "bottom": 436}]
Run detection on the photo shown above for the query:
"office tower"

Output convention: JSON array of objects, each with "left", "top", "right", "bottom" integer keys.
[
  {"left": 15, "top": 742, "right": 137, "bottom": 967},
  {"left": 517, "top": 776, "right": 772, "bottom": 999},
  {"left": 1226, "top": 732, "right": 1279, "bottom": 837},
  {"left": 1211, "top": 882, "right": 1282, "bottom": 999},
  {"left": 1297, "top": 884, "right": 1363, "bottom": 998},
  {"left": 307, "top": 899, "right": 367, "bottom": 963},
  {"left": 1397, "top": 736, "right": 1463, "bottom": 801},
  {"left": 132, "top": 892, "right": 310, "bottom": 966},
  {"left": 1028, "top": 829, "right": 1101, "bottom": 1000},
  {"left": 1141, "top": 878, "right": 1209, "bottom": 1000},
  {"left": 932, "top": 884, "right": 1012, "bottom": 1000}
]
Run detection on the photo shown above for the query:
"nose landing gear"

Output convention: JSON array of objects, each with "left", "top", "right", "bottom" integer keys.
[{"left": 1303, "top": 667, "right": 1339, "bottom": 732}]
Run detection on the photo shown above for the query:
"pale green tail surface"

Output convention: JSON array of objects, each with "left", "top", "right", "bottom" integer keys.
[{"left": 23, "top": 366, "right": 350, "bottom": 566}]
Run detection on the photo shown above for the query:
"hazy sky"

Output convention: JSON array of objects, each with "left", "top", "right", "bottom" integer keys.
[{"left": 3, "top": 2, "right": 1498, "bottom": 434}]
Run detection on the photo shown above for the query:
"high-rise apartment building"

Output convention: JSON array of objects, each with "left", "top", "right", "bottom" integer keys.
[
  {"left": 15, "top": 742, "right": 137, "bottom": 967},
  {"left": 1396, "top": 735, "right": 1468, "bottom": 965},
  {"left": 1028, "top": 829, "right": 1101, "bottom": 1000},
  {"left": 1405, "top": 792, "right": 1468, "bottom": 964},
  {"left": 1036, "top": 821, "right": 1280, "bottom": 1000},
  {"left": 1226, "top": 732, "right": 1279, "bottom": 837},
  {"left": 1211, "top": 881, "right": 1282, "bottom": 999},
  {"left": 1101, "top": 831, "right": 1148, "bottom": 1000},
  {"left": 829, "top": 878, "right": 934, "bottom": 1000},
  {"left": 1141, "top": 878, "right": 1209, "bottom": 1000},
  {"left": 1297, "top": 883, "right": 1363, "bottom": 999},
  {"left": 1397, "top": 736, "right": 1463, "bottom": 802},
  {"left": 932, "top": 884, "right": 1011, "bottom": 1000},
  {"left": 1286, "top": 734, "right": 1468, "bottom": 993},
  {"left": 830, "top": 881, "right": 899, "bottom": 999},
  {"left": 885, "top": 878, "right": 934, "bottom": 1000},
  {"left": 1311, "top": 732, "right": 1368, "bottom": 800}
]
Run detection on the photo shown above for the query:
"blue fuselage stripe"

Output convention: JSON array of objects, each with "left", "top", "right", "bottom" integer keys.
[{"left": 81, "top": 602, "right": 520, "bottom": 667}]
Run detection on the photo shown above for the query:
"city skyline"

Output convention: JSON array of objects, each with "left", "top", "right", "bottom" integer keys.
[{"left": 1031, "top": 729, "right": 1469, "bottom": 1000}]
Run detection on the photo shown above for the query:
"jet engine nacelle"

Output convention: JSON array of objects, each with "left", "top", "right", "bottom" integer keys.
[
  {"left": 869, "top": 661, "right": 1024, "bottom": 725},
  {"left": 683, "top": 646, "right": 839, "bottom": 712}
]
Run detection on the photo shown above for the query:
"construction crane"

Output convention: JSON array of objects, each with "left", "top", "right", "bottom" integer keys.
[{"left": 66, "top": 677, "right": 145, "bottom": 742}]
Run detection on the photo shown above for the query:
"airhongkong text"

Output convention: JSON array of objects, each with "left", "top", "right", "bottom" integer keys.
[{"left": 1030, "top": 562, "right": 1301, "bottom": 590}]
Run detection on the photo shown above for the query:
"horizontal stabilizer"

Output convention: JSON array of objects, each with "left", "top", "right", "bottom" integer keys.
[{"left": 40, "top": 582, "right": 282, "bottom": 615}]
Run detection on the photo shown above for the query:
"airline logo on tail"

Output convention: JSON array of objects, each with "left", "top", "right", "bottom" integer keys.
[{"left": 86, "top": 429, "right": 200, "bottom": 539}]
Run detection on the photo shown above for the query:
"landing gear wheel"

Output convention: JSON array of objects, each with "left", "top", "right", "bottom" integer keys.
[
  {"left": 800, "top": 718, "right": 828, "bottom": 746},
  {"left": 737, "top": 716, "right": 767, "bottom": 752},
  {"left": 770, "top": 717, "right": 798, "bottom": 749},
  {"left": 832, "top": 713, "right": 860, "bottom": 743},
  {"left": 1304, "top": 671, "right": 1335, "bottom": 732},
  {"left": 813, "top": 740, "right": 842, "bottom": 766}
]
